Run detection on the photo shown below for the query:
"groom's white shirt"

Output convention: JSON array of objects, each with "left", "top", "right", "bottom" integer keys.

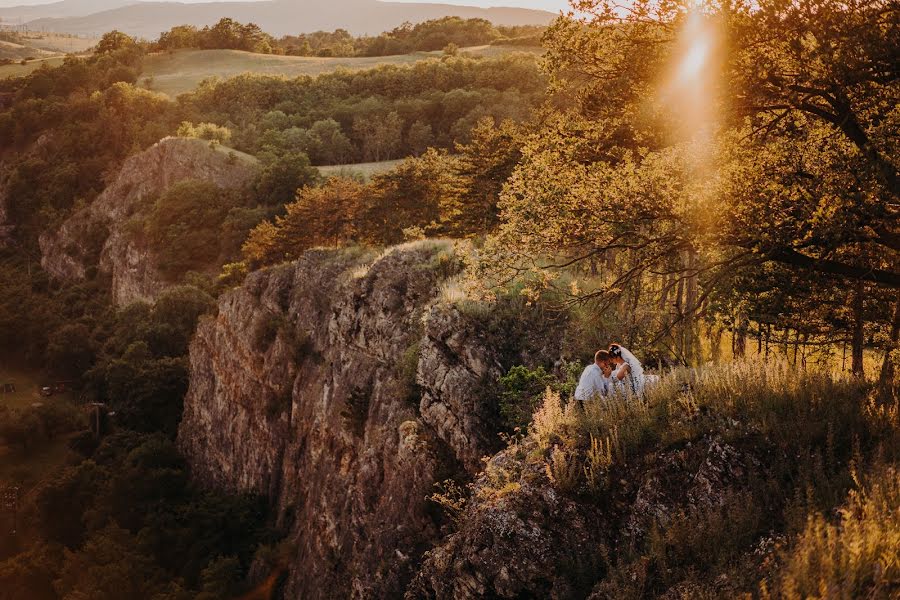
[{"left": 574, "top": 364, "right": 610, "bottom": 401}]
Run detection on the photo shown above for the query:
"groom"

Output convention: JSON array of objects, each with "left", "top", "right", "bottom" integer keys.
[{"left": 574, "top": 349, "right": 614, "bottom": 402}]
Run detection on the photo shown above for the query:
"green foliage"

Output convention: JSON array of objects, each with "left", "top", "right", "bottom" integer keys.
[
  {"left": 142, "top": 180, "right": 250, "bottom": 280},
  {"left": 254, "top": 152, "right": 320, "bottom": 206},
  {"left": 242, "top": 150, "right": 477, "bottom": 268},
  {"left": 180, "top": 53, "right": 545, "bottom": 165},
  {"left": 477, "top": 0, "right": 899, "bottom": 372},
  {"left": 45, "top": 323, "right": 94, "bottom": 379},
  {"left": 85, "top": 285, "right": 213, "bottom": 435},
  {"left": 15, "top": 432, "right": 275, "bottom": 598},
  {"left": 156, "top": 18, "right": 275, "bottom": 54},
  {"left": 397, "top": 341, "right": 422, "bottom": 404},
  {"left": 498, "top": 365, "right": 556, "bottom": 430},
  {"left": 274, "top": 18, "right": 544, "bottom": 58},
  {"left": 0, "top": 543, "right": 63, "bottom": 600},
  {"left": 0, "top": 402, "right": 86, "bottom": 452},
  {"left": 176, "top": 121, "right": 232, "bottom": 144},
  {"left": 1, "top": 77, "right": 177, "bottom": 246}
]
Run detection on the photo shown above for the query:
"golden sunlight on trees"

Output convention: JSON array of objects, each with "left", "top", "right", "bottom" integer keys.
[{"left": 485, "top": 0, "right": 898, "bottom": 374}]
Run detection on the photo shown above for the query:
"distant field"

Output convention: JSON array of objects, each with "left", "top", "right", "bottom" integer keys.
[
  {"left": 18, "top": 32, "right": 98, "bottom": 54},
  {"left": 0, "top": 55, "right": 66, "bottom": 77},
  {"left": 141, "top": 45, "right": 542, "bottom": 97},
  {"left": 318, "top": 159, "right": 403, "bottom": 180},
  {"left": 0, "top": 33, "right": 96, "bottom": 76},
  {"left": 0, "top": 39, "right": 55, "bottom": 62}
]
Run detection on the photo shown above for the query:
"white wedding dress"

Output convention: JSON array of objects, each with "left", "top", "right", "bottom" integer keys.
[{"left": 614, "top": 346, "right": 646, "bottom": 397}]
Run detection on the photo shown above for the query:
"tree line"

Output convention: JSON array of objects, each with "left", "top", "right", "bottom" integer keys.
[{"left": 153, "top": 16, "right": 544, "bottom": 57}]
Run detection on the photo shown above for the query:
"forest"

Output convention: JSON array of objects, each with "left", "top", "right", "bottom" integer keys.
[{"left": 0, "top": 0, "right": 898, "bottom": 597}]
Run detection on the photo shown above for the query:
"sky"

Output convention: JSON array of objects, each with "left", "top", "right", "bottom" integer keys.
[{"left": 0, "top": 0, "right": 572, "bottom": 12}]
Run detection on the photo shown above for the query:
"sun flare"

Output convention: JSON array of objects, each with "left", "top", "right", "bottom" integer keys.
[{"left": 677, "top": 36, "right": 711, "bottom": 84}]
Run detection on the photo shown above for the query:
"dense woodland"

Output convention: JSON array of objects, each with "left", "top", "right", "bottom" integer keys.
[
  {"left": 0, "top": 0, "right": 898, "bottom": 597},
  {"left": 153, "top": 16, "right": 544, "bottom": 56}
]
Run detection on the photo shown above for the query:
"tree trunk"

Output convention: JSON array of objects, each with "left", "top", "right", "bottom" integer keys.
[
  {"left": 851, "top": 281, "right": 865, "bottom": 378},
  {"left": 877, "top": 290, "right": 900, "bottom": 401},
  {"left": 684, "top": 250, "right": 700, "bottom": 364},
  {"left": 734, "top": 313, "right": 748, "bottom": 358},
  {"left": 709, "top": 325, "right": 723, "bottom": 363}
]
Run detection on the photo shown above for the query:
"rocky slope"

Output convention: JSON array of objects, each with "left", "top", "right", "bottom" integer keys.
[{"left": 39, "top": 136, "right": 257, "bottom": 306}]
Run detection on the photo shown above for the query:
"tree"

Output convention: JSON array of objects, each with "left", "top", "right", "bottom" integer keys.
[
  {"left": 254, "top": 152, "right": 320, "bottom": 206},
  {"left": 243, "top": 177, "right": 367, "bottom": 267},
  {"left": 54, "top": 524, "right": 171, "bottom": 600},
  {"left": 309, "top": 119, "right": 353, "bottom": 164},
  {"left": 143, "top": 180, "right": 243, "bottom": 280},
  {"left": 445, "top": 117, "right": 521, "bottom": 235},
  {"left": 46, "top": 323, "right": 95, "bottom": 379},
  {"left": 177, "top": 121, "right": 232, "bottom": 145},
  {"left": 353, "top": 112, "right": 403, "bottom": 162},
  {"left": 368, "top": 149, "right": 462, "bottom": 243},
  {"left": 406, "top": 120, "right": 434, "bottom": 156},
  {"left": 94, "top": 31, "right": 138, "bottom": 57}
]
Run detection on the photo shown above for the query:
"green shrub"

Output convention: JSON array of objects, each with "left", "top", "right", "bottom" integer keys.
[
  {"left": 397, "top": 340, "right": 422, "bottom": 404},
  {"left": 499, "top": 365, "right": 556, "bottom": 430}
]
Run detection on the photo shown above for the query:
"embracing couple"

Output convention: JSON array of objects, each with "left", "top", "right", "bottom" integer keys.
[{"left": 574, "top": 344, "right": 646, "bottom": 401}]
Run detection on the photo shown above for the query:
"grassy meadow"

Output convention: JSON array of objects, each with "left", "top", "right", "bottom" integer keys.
[
  {"left": 317, "top": 159, "right": 404, "bottom": 180},
  {"left": 139, "top": 44, "right": 542, "bottom": 97}
]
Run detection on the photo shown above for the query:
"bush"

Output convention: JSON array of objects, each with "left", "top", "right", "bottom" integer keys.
[
  {"left": 498, "top": 365, "right": 556, "bottom": 430},
  {"left": 177, "top": 121, "right": 232, "bottom": 145}
]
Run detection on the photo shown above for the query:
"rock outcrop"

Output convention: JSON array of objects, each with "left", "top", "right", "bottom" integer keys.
[
  {"left": 178, "top": 242, "right": 524, "bottom": 599},
  {"left": 39, "top": 137, "right": 257, "bottom": 305},
  {"left": 409, "top": 435, "right": 772, "bottom": 599}
]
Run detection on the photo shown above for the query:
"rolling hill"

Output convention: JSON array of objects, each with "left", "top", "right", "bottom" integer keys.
[
  {"left": 11, "top": 0, "right": 555, "bottom": 38},
  {"left": 138, "top": 44, "right": 541, "bottom": 96}
]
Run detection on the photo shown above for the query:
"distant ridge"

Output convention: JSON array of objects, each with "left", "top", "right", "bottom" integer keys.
[
  {"left": 0, "top": 0, "right": 136, "bottom": 23},
  {"left": 5, "top": 0, "right": 556, "bottom": 38}
]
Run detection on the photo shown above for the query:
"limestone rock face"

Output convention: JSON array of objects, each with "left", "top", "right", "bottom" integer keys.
[
  {"left": 39, "top": 137, "right": 257, "bottom": 305},
  {"left": 178, "top": 243, "right": 515, "bottom": 599}
]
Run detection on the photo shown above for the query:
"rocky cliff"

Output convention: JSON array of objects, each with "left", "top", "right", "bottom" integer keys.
[
  {"left": 178, "top": 242, "right": 530, "bottom": 598},
  {"left": 39, "top": 137, "right": 257, "bottom": 306},
  {"left": 178, "top": 242, "right": 779, "bottom": 599}
]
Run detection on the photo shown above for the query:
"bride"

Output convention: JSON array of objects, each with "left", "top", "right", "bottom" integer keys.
[{"left": 608, "top": 343, "right": 646, "bottom": 397}]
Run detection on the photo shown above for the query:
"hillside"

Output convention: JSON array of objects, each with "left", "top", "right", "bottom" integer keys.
[
  {"left": 139, "top": 44, "right": 541, "bottom": 97},
  {"left": 0, "top": 38, "right": 54, "bottom": 62},
  {"left": 17, "top": 0, "right": 555, "bottom": 38}
]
